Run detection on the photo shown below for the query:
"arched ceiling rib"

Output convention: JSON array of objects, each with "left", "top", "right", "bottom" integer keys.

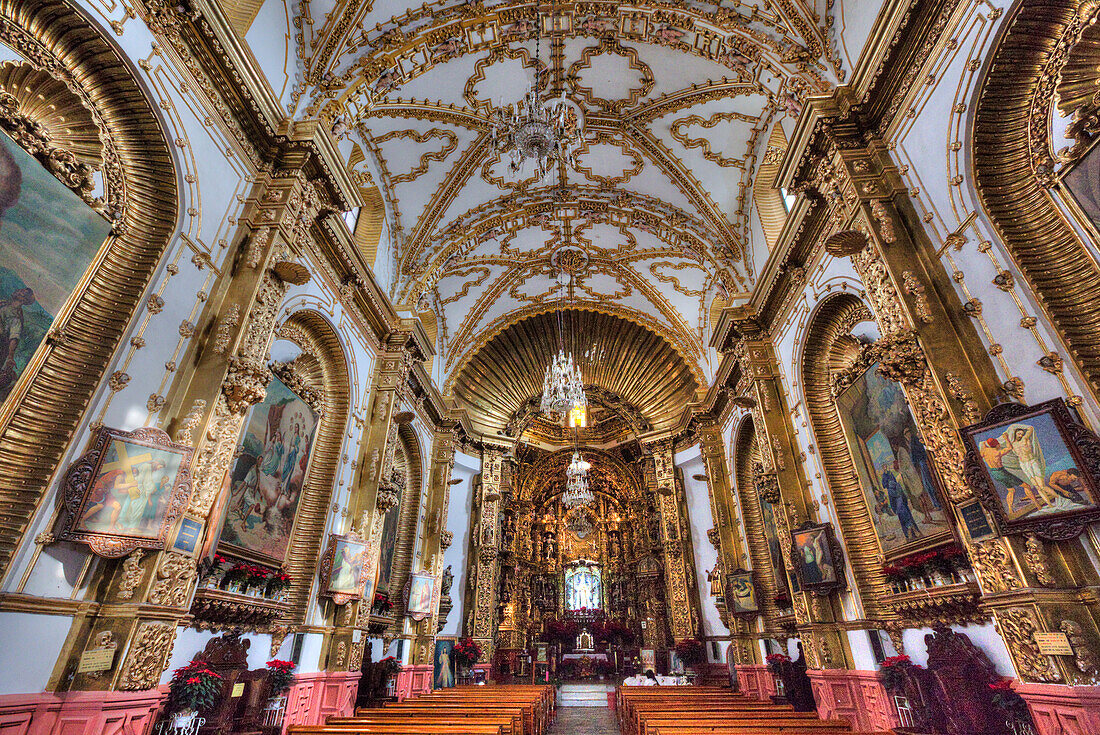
[{"left": 451, "top": 308, "right": 700, "bottom": 437}]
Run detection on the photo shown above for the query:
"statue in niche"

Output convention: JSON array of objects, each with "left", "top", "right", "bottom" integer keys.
[{"left": 440, "top": 565, "right": 453, "bottom": 596}]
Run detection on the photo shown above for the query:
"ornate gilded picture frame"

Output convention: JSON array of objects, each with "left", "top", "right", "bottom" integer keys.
[
  {"left": 724, "top": 569, "right": 759, "bottom": 614},
  {"left": 961, "top": 399, "right": 1100, "bottom": 540},
  {"left": 406, "top": 571, "right": 436, "bottom": 621},
  {"left": 791, "top": 521, "right": 846, "bottom": 594},
  {"left": 319, "top": 533, "right": 371, "bottom": 605},
  {"left": 58, "top": 426, "right": 193, "bottom": 557}
]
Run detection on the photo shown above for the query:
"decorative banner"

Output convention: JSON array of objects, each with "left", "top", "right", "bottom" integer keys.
[{"left": 406, "top": 572, "right": 436, "bottom": 621}]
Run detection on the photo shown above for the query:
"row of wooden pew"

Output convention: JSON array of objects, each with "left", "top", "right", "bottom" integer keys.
[
  {"left": 617, "top": 686, "right": 893, "bottom": 735},
  {"left": 287, "top": 684, "right": 555, "bottom": 735}
]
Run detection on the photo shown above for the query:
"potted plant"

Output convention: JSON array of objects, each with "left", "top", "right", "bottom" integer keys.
[
  {"left": 765, "top": 652, "right": 790, "bottom": 675},
  {"left": 245, "top": 564, "right": 270, "bottom": 594},
  {"left": 877, "top": 654, "right": 920, "bottom": 693},
  {"left": 378, "top": 656, "right": 401, "bottom": 677},
  {"left": 674, "top": 638, "right": 706, "bottom": 669},
  {"left": 266, "top": 659, "right": 296, "bottom": 698},
  {"left": 167, "top": 661, "right": 223, "bottom": 728},
  {"left": 265, "top": 570, "right": 292, "bottom": 599},
  {"left": 990, "top": 677, "right": 1034, "bottom": 730},
  {"left": 453, "top": 637, "right": 482, "bottom": 676},
  {"left": 373, "top": 592, "right": 393, "bottom": 615}
]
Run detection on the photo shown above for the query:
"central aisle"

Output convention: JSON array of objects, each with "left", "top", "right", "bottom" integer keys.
[{"left": 549, "top": 704, "right": 620, "bottom": 735}]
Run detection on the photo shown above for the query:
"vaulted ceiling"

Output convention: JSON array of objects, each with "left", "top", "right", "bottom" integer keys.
[{"left": 268, "top": 0, "right": 839, "bottom": 433}]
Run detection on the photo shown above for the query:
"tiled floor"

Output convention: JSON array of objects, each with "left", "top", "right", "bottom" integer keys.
[{"left": 549, "top": 705, "right": 620, "bottom": 734}]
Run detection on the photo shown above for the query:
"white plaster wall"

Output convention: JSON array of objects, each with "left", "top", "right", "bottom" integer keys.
[
  {"left": 675, "top": 445, "right": 726, "bottom": 637},
  {"left": 439, "top": 451, "right": 479, "bottom": 636},
  {"left": 0, "top": 613, "right": 70, "bottom": 694},
  {"left": 833, "top": 0, "right": 889, "bottom": 74},
  {"left": 244, "top": 0, "right": 295, "bottom": 108},
  {"left": 900, "top": 622, "right": 1016, "bottom": 677}
]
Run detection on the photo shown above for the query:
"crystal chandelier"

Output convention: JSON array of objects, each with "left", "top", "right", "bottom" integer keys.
[
  {"left": 489, "top": 87, "right": 582, "bottom": 181},
  {"left": 487, "top": 5, "right": 583, "bottom": 182},
  {"left": 540, "top": 350, "right": 586, "bottom": 422},
  {"left": 562, "top": 450, "right": 593, "bottom": 508}
]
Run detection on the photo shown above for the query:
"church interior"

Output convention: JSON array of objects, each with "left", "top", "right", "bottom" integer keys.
[{"left": 2, "top": 0, "right": 1100, "bottom": 733}]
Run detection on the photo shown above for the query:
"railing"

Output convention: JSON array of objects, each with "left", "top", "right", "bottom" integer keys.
[
  {"left": 262, "top": 695, "right": 287, "bottom": 729},
  {"left": 893, "top": 695, "right": 915, "bottom": 728}
]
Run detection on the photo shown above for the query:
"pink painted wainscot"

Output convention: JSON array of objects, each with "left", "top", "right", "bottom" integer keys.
[
  {"left": 281, "top": 670, "right": 359, "bottom": 734},
  {"left": 1015, "top": 680, "right": 1100, "bottom": 735},
  {"left": 393, "top": 665, "right": 433, "bottom": 701},
  {"left": 0, "top": 687, "right": 168, "bottom": 735},
  {"left": 736, "top": 664, "right": 777, "bottom": 700},
  {"left": 807, "top": 669, "right": 899, "bottom": 732}
]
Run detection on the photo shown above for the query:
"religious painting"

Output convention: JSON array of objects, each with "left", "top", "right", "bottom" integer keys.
[
  {"left": 433, "top": 638, "right": 457, "bottom": 689},
  {"left": 639, "top": 649, "right": 656, "bottom": 674},
  {"left": 406, "top": 572, "right": 436, "bottom": 620},
  {"left": 724, "top": 570, "right": 759, "bottom": 614},
  {"left": 835, "top": 363, "right": 951, "bottom": 555},
  {"left": 59, "top": 427, "right": 193, "bottom": 557},
  {"left": 669, "top": 650, "right": 684, "bottom": 674},
  {"left": 0, "top": 130, "right": 112, "bottom": 406},
  {"left": 564, "top": 560, "right": 602, "bottom": 611},
  {"left": 219, "top": 375, "right": 318, "bottom": 564},
  {"left": 791, "top": 522, "right": 844, "bottom": 592},
  {"left": 319, "top": 534, "right": 370, "bottom": 604},
  {"left": 376, "top": 487, "right": 403, "bottom": 595},
  {"left": 759, "top": 496, "right": 790, "bottom": 597},
  {"left": 962, "top": 399, "right": 1100, "bottom": 538}
]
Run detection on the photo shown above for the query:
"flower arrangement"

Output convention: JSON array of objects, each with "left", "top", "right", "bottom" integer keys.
[
  {"left": 674, "top": 638, "right": 706, "bottom": 667},
  {"left": 373, "top": 592, "right": 393, "bottom": 613},
  {"left": 222, "top": 561, "right": 273, "bottom": 592},
  {"left": 543, "top": 619, "right": 580, "bottom": 645},
  {"left": 594, "top": 659, "right": 616, "bottom": 677},
  {"left": 989, "top": 677, "right": 1031, "bottom": 722},
  {"left": 378, "top": 656, "right": 401, "bottom": 675},
  {"left": 883, "top": 545, "right": 967, "bottom": 583},
  {"left": 453, "top": 638, "right": 482, "bottom": 668},
  {"left": 198, "top": 554, "right": 227, "bottom": 583},
  {"left": 765, "top": 652, "right": 790, "bottom": 675},
  {"left": 168, "top": 661, "right": 223, "bottom": 714},
  {"left": 266, "top": 659, "right": 296, "bottom": 696},
  {"left": 877, "top": 654, "right": 922, "bottom": 692},
  {"left": 265, "top": 570, "right": 292, "bottom": 596},
  {"left": 591, "top": 619, "right": 635, "bottom": 645}
]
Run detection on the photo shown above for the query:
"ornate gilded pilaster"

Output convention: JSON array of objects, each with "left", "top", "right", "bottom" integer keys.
[
  {"left": 732, "top": 329, "right": 852, "bottom": 671},
  {"left": 814, "top": 131, "right": 1100, "bottom": 683},
  {"left": 643, "top": 439, "right": 695, "bottom": 641},
  {"left": 50, "top": 171, "right": 325, "bottom": 692},
  {"left": 410, "top": 430, "right": 457, "bottom": 662},
  {"left": 469, "top": 446, "right": 504, "bottom": 660}
]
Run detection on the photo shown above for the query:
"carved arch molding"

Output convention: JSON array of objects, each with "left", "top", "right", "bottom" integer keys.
[
  {"left": 800, "top": 291, "right": 893, "bottom": 620},
  {"left": 273, "top": 309, "right": 351, "bottom": 624},
  {"left": 0, "top": 0, "right": 177, "bottom": 573},
  {"left": 386, "top": 422, "right": 423, "bottom": 623},
  {"left": 972, "top": 0, "right": 1100, "bottom": 397}
]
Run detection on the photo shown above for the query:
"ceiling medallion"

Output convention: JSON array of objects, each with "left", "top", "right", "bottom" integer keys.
[
  {"left": 550, "top": 245, "right": 589, "bottom": 278},
  {"left": 562, "top": 450, "right": 593, "bottom": 508}
]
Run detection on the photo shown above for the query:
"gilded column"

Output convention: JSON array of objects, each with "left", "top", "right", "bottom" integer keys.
[
  {"left": 644, "top": 439, "right": 695, "bottom": 641},
  {"left": 410, "top": 429, "right": 457, "bottom": 663},
  {"left": 469, "top": 445, "right": 504, "bottom": 661}
]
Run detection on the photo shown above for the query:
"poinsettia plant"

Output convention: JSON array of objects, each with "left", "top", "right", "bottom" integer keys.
[
  {"left": 373, "top": 592, "right": 393, "bottom": 613},
  {"left": 989, "top": 677, "right": 1032, "bottom": 722},
  {"left": 266, "top": 659, "right": 296, "bottom": 696},
  {"left": 265, "top": 570, "right": 292, "bottom": 596},
  {"left": 168, "top": 661, "right": 223, "bottom": 714},
  {"left": 674, "top": 638, "right": 706, "bottom": 667},
  {"left": 453, "top": 637, "right": 482, "bottom": 668},
  {"left": 765, "top": 652, "right": 790, "bottom": 675},
  {"left": 878, "top": 654, "right": 922, "bottom": 692},
  {"left": 378, "top": 656, "right": 401, "bottom": 675}
]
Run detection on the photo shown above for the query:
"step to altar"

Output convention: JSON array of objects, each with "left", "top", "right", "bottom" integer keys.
[{"left": 558, "top": 683, "right": 614, "bottom": 707}]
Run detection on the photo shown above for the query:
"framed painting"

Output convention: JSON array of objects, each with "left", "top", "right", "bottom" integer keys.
[
  {"left": 0, "top": 130, "right": 112, "bottom": 408},
  {"left": 791, "top": 522, "right": 845, "bottom": 593},
  {"left": 724, "top": 569, "right": 759, "bottom": 614},
  {"left": 406, "top": 572, "right": 436, "bottom": 621},
  {"left": 835, "top": 363, "right": 952, "bottom": 557},
  {"left": 433, "top": 637, "right": 457, "bottom": 689},
  {"left": 59, "top": 427, "right": 193, "bottom": 557},
  {"left": 319, "top": 533, "right": 371, "bottom": 605},
  {"left": 218, "top": 375, "right": 319, "bottom": 565},
  {"left": 962, "top": 399, "right": 1100, "bottom": 539},
  {"left": 639, "top": 648, "right": 656, "bottom": 674}
]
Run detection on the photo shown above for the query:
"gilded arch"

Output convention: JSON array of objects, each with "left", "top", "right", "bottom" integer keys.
[
  {"left": 272, "top": 309, "right": 352, "bottom": 622},
  {"left": 385, "top": 421, "right": 425, "bottom": 622},
  {"left": 972, "top": 0, "right": 1100, "bottom": 397},
  {"left": 0, "top": 0, "right": 177, "bottom": 573},
  {"left": 799, "top": 291, "right": 892, "bottom": 620}
]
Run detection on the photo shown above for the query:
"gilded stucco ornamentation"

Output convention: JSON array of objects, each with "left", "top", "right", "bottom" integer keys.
[
  {"left": 1024, "top": 535, "right": 1057, "bottom": 587},
  {"left": 118, "top": 549, "right": 146, "bottom": 600},
  {"left": 148, "top": 551, "right": 198, "bottom": 608},
  {"left": 175, "top": 399, "right": 207, "bottom": 447},
  {"left": 968, "top": 539, "right": 1022, "bottom": 594},
  {"left": 995, "top": 607, "right": 1062, "bottom": 682},
  {"left": 901, "top": 271, "right": 933, "bottom": 324},
  {"left": 118, "top": 621, "right": 177, "bottom": 690},
  {"left": 1059, "top": 619, "right": 1100, "bottom": 678}
]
